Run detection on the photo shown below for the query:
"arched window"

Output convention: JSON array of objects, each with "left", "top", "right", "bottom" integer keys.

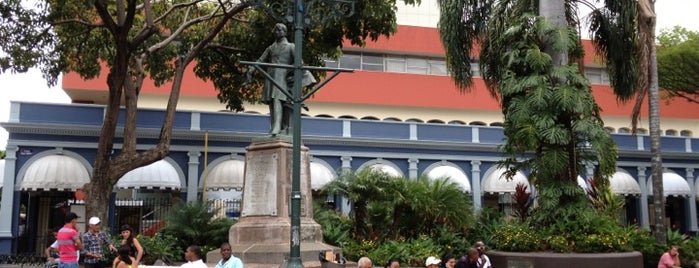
[
  {"left": 618, "top": 127, "right": 631, "bottom": 134},
  {"left": 680, "top": 130, "right": 693, "bottom": 137},
  {"left": 315, "top": 114, "right": 334, "bottom": 118},
  {"left": 361, "top": 116, "right": 380, "bottom": 120},
  {"left": 490, "top": 122, "right": 504, "bottom": 127},
  {"left": 406, "top": 118, "right": 424, "bottom": 123},
  {"left": 447, "top": 120, "right": 466, "bottom": 125},
  {"left": 604, "top": 127, "right": 615, "bottom": 134},
  {"left": 338, "top": 115, "right": 357, "bottom": 119},
  {"left": 665, "top": 129, "right": 678, "bottom": 136},
  {"left": 383, "top": 117, "right": 402, "bottom": 122},
  {"left": 469, "top": 121, "right": 487, "bottom": 126},
  {"left": 637, "top": 128, "right": 648, "bottom": 135},
  {"left": 427, "top": 119, "right": 445, "bottom": 124}
]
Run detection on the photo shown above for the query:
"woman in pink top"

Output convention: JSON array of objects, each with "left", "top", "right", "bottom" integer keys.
[{"left": 658, "top": 245, "right": 681, "bottom": 268}]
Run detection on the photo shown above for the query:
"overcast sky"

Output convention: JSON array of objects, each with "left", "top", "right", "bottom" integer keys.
[{"left": 1, "top": 0, "right": 699, "bottom": 149}]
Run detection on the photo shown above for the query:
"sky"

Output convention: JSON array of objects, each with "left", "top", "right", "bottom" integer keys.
[{"left": 1, "top": 0, "right": 699, "bottom": 149}]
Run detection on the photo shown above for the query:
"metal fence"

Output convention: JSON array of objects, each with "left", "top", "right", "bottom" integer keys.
[{"left": 113, "top": 199, "right": 241, "bottom": 236}]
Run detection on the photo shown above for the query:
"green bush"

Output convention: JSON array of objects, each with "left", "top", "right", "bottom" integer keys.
[
  {"left": 138, "top": 233, "right": 179, "bottom": 265},
  {"left": 158, "top": 201, "right": 236, "bottom": 260},
  {"left": 491, "top": 221, "right": 540, "bottom": 252}
]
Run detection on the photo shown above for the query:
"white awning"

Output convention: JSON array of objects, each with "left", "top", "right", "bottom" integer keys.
[
  {"left": 427, "top": 165, "right": 471, "bottom": 193},
  {"left": 577, "top": 176, "right": 588, "bottom": 190},
  {"left": 368, "top": 164, "right": 403, "bottom": 178},
  {"left": 311, "top": 162, "right": 336, "bottom": 190},
  {"left": 609, "top": 171, "right": 641, "bottom": 196},
  {"left": 20, "top": 155, "right": 90, "bottom": 191},
  {"left": 205, "top": 159, "right": 244, "bottom": 190},
  {"left": 116, "top": 160, "right": 181, "bottom": 190},
  {"left": 647, "top": 172, "right": 691, "bottom": 197},
  {"left": 482, "top": 168, "right": 530, "bottom": 194}
]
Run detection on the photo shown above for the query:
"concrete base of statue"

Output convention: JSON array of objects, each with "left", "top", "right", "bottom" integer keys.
[{"left": 206, "top": 138, "right": 340, "bottom": 268}]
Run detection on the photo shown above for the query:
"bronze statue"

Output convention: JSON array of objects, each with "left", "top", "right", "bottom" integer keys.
[{"left": 246, "top": 23, "right": 315, "bottom": 136}]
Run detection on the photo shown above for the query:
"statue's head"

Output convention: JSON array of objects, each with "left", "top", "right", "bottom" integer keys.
[{"left": 274, "top": 23, "right": 287, "bottom": 38}]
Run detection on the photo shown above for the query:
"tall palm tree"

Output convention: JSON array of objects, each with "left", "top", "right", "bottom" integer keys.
[
  {"left": 437, "top": 0, "right": 667, "bottom": 240},
  {"left": 439, "top": 0, "right": 665, "bottom": 241}
]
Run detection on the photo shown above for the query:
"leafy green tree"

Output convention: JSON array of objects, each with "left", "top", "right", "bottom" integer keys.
[
  {"left": 0, "top": 0, "right": 414, "bottom": 222},
  {"left": 657, "top": 26, "right": 699, "bottom": 103},
  {"left": 438, "top": 0, "right": 668, "bottom": 242}
]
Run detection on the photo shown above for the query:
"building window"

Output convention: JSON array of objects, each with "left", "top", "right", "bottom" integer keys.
[
  {"left": 681, "top": 130, "right": 693, "bottom": 137},
  {"left": 665, "top": 129, "right": 678, "bottom": 136},
  {"left": 362, "top": 54, "right": 384, "bottom": 71},
  {"left": 637, "top": 128, "right": 648, "bottom": 135},
  {"left": 618, "top": 127, "right": 631, "bottom": 134},
  {"left": 340, "top": 54, "right": 360, "bottom": 69},
  {"left": 604, "top": 127, "right": 615, "bottom": 134},
  {"left": 386, "top": 56, "right": 406, "bottom": 72}
]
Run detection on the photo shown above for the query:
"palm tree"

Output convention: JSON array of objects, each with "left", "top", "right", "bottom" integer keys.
[{"left": 438, "top": 0, "right": 665, "bottom": 241}]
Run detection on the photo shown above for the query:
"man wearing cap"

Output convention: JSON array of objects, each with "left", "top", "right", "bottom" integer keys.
[
  {"left": 82, "top": 217, "right": 117, "bottom": 268},
  {"left": 56, "top": 212, "right": 83, "bottom": 268},
  {"left": 425, "top": 256, "right": 441, "bottom": 268}
]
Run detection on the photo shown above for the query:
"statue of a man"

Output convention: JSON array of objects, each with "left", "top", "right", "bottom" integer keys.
[
  {"left": 247, "top": 23, "right": 294, "bottom": 136},
  {"left": 247, "top": 23, "right": 316, "bottom": 136}
]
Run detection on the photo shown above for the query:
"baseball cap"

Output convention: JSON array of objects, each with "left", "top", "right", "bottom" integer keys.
[
  {"left": 88, "top": 216, "right": 101, "bottom": 225},
  {"left": 425, "top": 256, "right": 441, "bottom": 266},
  {"left": 64, "top": 212, "right": 80, "bottom": 223}
]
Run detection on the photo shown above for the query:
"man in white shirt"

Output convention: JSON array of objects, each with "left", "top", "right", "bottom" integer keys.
[{"left": 181, "top": 245, "right": 207, "bottom": 268}]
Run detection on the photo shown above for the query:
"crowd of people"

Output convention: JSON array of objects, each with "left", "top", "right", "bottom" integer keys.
[{"left": 43, "top": 212, "right": 681, "bottom": 268}]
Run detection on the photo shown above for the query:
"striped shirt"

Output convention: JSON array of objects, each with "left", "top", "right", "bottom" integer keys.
[{"left": 56, "top": 224, "right": 79, "bottom": 263}]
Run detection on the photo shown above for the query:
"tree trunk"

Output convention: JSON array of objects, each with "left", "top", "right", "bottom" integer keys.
[{"left": 638, "top": 0, "right": 666, "bottom": 243}]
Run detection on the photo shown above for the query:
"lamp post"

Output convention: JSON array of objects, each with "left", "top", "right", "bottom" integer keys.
[{"left": 240, "top": 0, "right": 354, "bottom": 267}]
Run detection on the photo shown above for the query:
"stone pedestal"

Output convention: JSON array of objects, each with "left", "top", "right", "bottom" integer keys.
[{"left": 207, "top": 138, "right": 338, "bottom": 267}]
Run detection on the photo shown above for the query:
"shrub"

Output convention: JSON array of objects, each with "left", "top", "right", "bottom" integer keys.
[
  {"left": 138, "top": 233, "right": 179, "bottom": 265},
  {"left": 491, "top": 221, "right": 540, "bottom": 252}
]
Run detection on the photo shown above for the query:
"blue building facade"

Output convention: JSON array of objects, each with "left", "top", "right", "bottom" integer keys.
[{"left": 1, "top": 101, "right": 699, "bottom": 254}]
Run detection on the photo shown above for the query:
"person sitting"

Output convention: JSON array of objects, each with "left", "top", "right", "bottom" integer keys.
[{"left": 112, "top": 245, "right": 138, "bottom": 268}]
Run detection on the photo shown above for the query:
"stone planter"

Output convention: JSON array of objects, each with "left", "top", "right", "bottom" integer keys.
[{"left": 488, "top": 250, "right": 643, "bottom": 268}]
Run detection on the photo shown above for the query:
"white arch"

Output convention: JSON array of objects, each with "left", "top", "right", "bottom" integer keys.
[
  {"left": 358, "top": 159, "right": 403, "bottom": 178},
  {"left": 116, "top": 158, "right": 185, "bottom": 190},
  {"left": 15, "top": 149, "right": 92, "bottom": 191},
  {"left": 423, "top": 161, "right": 471, "bottom": 192},
  {"left": 481, "top": 167, "right": 530, "bottom": 194},
  {"left": 310, "top": 158, "right": 338, "bottom": 190}
]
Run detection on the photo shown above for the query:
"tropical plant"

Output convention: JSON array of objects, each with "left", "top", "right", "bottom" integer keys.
[
  {"left": 512, "top": 183, "right": 533, "bottom": 222},
  {"left": 158, "top": 201, "right": 235, "bottom": 255},
  {"left": 586, "top": 177, "right": 625, "bottom": 219},
  {"left": 322, "top": 170, "right": 475, "bottom": 242},
  {"left": 438, "top": 0, "right": 667, "bottom": 243},
  {"left": 137, "top": 233, "right": 180, "bottom": 265},
  {"left": 0, "top": 0, "right": 419, "bottom": 223}
]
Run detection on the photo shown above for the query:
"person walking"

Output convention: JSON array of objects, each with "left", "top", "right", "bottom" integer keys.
[
  {"left": 56, "top": 212, "right": 83, "bottom": 268},
  {"left": 214, "top": 243, "right": 243, "bottom": 268},
  {"left": 83, "top": 217, "right": 117, "bottom": 268}
]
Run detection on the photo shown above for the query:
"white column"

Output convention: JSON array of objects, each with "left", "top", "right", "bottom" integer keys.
[
  {"left": 471, "top": 160, "right": 482, "bottom": 209},
  {"left": 408, "top": 158, "right": 419, "bottom": 180},
  {"left": 638, "top": 166, "right": 650, "bottom": 229},
  {"left": 340, "top": 155, "right": 353, "bottom": 215},
  {"left": 686, "top": 168, "right": 697, "bottom": 233},
  {"left": 187, "top": 151, "right": 201, "bottom": 202},
  {"left": 0, "top": 146, "right": 18, "bottom": 238}
]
